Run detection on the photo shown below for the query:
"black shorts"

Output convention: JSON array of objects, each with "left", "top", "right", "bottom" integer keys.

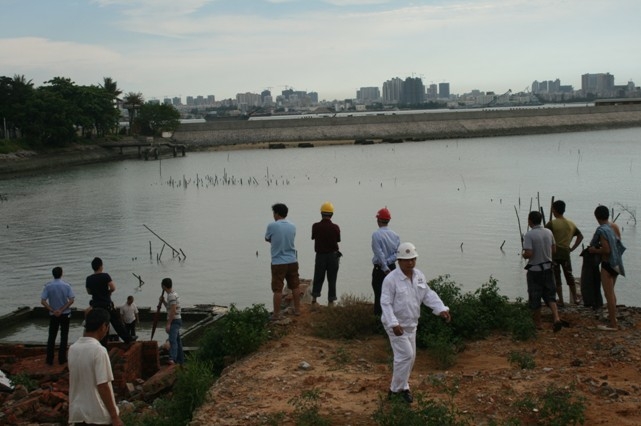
[{"left": 601, "top": 262, "right": 619, "bottom": 277}]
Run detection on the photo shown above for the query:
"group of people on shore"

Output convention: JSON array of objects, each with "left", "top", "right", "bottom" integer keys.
[
  {"left": 264, "top": 199, "right": 626, "bottom": 404},
  {"left": 264, "top": 202, "right": 451, "bottom": 404},
  {"left": 523, "top": 201, "right": 626, "bottom": 333},
  {"left": 39, "top": 257, "right": 184, "bottom": 425}
]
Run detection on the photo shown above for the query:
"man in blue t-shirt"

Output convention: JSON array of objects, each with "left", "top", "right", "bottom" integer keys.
[
  {"left": 265, "top": 203, "right": 300, "bottom": 320},
  {"left": 40, "top": 266, "right": 75, "bottom": 365}
]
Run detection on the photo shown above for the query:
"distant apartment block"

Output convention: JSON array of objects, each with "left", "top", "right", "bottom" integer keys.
[
  {"left": 236, "top": 92, "right": 262, "bottom": 108},
  {"left": 382, "top": 77, "right": 403, "bottom": 104},
  {"left": 356, "top": 87, "right": 381, "bottom": 103},
  {"left": 439, "top": 82, "right": 450, "bottom": 99},
  {"left": 426, "top": 84, "right": 437, "bottom": 100},
  {"left": 581, "top": 73, "right": 615, "bottom": 97}
]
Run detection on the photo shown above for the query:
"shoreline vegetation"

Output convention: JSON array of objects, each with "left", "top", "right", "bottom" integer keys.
[{"left": 2, "top": 104, "right": 641, "bottom": 178}]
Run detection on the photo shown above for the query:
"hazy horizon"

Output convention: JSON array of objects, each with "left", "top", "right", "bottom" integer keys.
[{"left": 2, "top": 0, "right": 639, "bottom": 101}]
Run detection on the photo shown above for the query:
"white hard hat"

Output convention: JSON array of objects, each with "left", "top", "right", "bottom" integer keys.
[{"left": 397, "top": 242, "right": 418, "bottom": 260}]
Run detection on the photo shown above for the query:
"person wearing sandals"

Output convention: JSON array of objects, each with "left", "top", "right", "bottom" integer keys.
[
  {"left": 522, "top": 211, "right": 565, "bottom": 332},
  {"left": 545, "top": 200, "right": 584, "bottom": 306},
  {"left": 265, "top": 203, "right": 301, "bottom": 320},
  {"left": 588, "top": 205, "right": 625, "bottom": 331}
]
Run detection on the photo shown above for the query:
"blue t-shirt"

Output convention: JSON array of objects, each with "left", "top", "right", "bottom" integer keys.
[
  {"left": 265, "top": 219, "right": 298, "bottom": 265},
  {"left": 41, "top": 279, "right": 75, "bottom": 315}
]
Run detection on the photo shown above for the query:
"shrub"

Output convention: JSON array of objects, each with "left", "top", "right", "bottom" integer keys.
[
  {"left": 418, "top": 276, "right": 535, "bottom": 357},
  {"left": 196, "top": 303, "right": 270, "bottom": 374}
]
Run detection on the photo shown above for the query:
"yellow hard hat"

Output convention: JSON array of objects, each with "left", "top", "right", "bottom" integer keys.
[{"left": 320, "top": 202, "right": 334, "bottom": 214}]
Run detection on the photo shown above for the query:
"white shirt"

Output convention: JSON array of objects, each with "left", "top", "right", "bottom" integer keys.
[
  {"left": 380, "top": 267, "right": 448, "bottom": 332},
  {"left": 68, "top": 336, "right": 118, "bottom": 424},
  {"left": 120, "top": 302, "right": 138, "bottom": 324}
]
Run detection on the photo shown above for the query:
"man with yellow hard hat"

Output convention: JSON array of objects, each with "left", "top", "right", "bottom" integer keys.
[{"left": 311, "top": 202, "right": 342, "bottom": 306}]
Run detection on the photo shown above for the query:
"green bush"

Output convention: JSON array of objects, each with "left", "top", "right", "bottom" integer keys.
[
  {"left": 417, "top": 277, "right": 535, "bottom": 356},
  {"left": 196, "top": 303, "right": 270, "bottom": 374}
]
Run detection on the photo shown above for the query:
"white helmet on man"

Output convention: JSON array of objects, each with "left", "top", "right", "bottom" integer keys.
[{"left": 396, "top": 242, "right": 418, "bottom": 260}]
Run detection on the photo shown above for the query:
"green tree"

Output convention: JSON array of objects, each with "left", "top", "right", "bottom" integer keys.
[
  {"left": 0, "top": 75, "right": 35, "bottom": 140},
  {"left": 122, "top": 92, "right": 144, "bottom": 135},
  {"left": 136, "top": 103, "right": 181, "bottom": 137}
]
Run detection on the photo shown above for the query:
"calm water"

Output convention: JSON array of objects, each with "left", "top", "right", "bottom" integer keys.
[{"left": 1, "top": 128, "right": 640, "bottom": 325}]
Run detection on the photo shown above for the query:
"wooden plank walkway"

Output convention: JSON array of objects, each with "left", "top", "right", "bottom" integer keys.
[{"left": 99, "top": 140, "right": 186, "bottom": 160}]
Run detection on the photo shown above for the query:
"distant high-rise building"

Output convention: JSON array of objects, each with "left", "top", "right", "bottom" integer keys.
[
  {"left": 400, "top": 77, "right": 425, "bottom": 105},
  {"left": 439, "top": 82, "right": 450, "bottom": 99},
  {"left": 163, "top": 98, "right": 172, "bottom": 105},
  {"left": 186, "top": 96, "right": 195, "bottom": 106},
  {"left": 356, "top": 87, "right": 381, "bottom": 103},
  {"left": 382, "top": 77, "right": 403, "bottom": 104},
  {"left": 207, "top": 95, "right": 215, "bottom": 104},
  {"left": 172, "top": 97, "right": 182, "bottom": 106},
  {"left": 308, "top": 92, "right": 319, "bottom": 104},
  {"left": 581, "top": 73, "right": 615, "bottom": 97},
  {"left": 236, "top": 92, "right": 261, "bottom": 108},
  {"left": 427, "top": 84, "right": 437, "bottom": 100}
]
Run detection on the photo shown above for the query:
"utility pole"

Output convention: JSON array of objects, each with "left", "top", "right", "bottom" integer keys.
[{"left": 3, "top": 117, "right": 7, "bottom": 140}]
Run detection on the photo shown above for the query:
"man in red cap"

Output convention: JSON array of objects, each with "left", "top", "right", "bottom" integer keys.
[{"left": 371, "top": 207, "right": 400, "bottom": 315}]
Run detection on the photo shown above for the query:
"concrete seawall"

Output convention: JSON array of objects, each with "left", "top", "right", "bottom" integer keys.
[{"left": 173, "top": 104, "right": 641, "bottom": 147}]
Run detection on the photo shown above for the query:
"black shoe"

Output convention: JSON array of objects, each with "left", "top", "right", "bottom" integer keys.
[
  {"left": 553, "top": 321, "right": 563, "bottom": 333},
  {"left": 401, "top": 390, "right": 413, "bottom": 403},
  {"left": 45, "top": 360, "right": 53, "bottom": 366},
  {"left": 388, "top": 390, "right": 413, "bottom": 404}
]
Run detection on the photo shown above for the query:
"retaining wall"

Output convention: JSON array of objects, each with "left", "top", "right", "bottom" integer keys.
[{"left": 173, "top": 104, "right": 641, "bottom": 147}]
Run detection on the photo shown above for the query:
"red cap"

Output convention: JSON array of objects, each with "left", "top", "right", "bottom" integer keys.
[{"left": 376, "top": 208, "right": 391, "bottom": 221}]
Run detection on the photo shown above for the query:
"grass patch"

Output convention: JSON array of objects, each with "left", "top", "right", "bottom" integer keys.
[
  {"left": 513, "top": 384, "right": 586, "bottom": 425},
  {"left": 309, "top": 294, "right": 380, "bottom": 339},
  {"left": 288, "top": 388, "right": 331, "bottom": 426},
  {"left": 508, "top": 350, "right": 536, "bottom": 370}
]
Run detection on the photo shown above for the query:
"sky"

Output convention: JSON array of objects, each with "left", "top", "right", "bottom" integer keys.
[{"left": 1, "top": 0, "right": 640, "bottom": 102}]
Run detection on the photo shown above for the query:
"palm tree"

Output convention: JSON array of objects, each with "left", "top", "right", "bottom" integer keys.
[
  {"left": 100, "top": 77, "right": 123, "bottom": 134},
  {"left": 122, "top": 92, "right": 144, "bottom": 135}
]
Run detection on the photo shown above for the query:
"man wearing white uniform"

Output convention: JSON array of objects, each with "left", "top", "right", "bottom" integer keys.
[{"left": 380, "top": 242, "right": 451, "bottom": 403}]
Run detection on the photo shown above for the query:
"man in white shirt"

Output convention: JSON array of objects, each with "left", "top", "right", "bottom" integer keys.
[
  {"left": 120, "top": 295, "right": 139, "bottom": 338},
  {"left": 380, "top": 242, "right": 451, "bottom": 404},
  {"left": 68, "top": 307, "right": 123, "bottom": 426}
]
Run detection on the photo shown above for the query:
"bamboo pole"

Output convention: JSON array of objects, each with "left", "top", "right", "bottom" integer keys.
[{"left": 514, "top": 205, "right": 524, "bottom": 249}]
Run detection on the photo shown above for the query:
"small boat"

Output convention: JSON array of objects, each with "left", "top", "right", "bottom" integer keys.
[{"left": 0, "top": 304, "right": 228, "bottom": 347}]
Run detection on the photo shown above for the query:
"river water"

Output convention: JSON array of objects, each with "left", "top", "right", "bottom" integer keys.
[{"left": 1, "top": 128, "right": 640, "bottom": 324}]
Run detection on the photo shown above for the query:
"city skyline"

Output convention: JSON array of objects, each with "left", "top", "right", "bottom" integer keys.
[{"left": 1, "top": 0, "right": 640, "bottom": 102}]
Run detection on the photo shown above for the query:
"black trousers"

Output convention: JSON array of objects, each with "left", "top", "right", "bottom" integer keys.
[
  {"left": 95, "top": 304, "right": 134, "bottom": 344},
  {"left": 372, "top": 263, "right": 396, "bottom": 316},
  {"left": 46, "top": 313, "right": 70, "bottom": 364}
]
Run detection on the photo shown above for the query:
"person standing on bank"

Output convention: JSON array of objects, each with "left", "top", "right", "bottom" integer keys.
[
  {"left": 381, "top": 242, "right": 451, "bottom": 404},
  {"left": 311, "top": 201, "right": 341, "bottom": 306},
  {"left": 588, "top": 205, "right": 625, "bottom": 331},
  {"left": 371, "top": 207, "right": 400, "bottom": 316},
  {"left": 545, "top": 200, "right": 584, "bottom": 306},
  {"left": 120, "top": 295, "right": 139, "bottom": 338},
  {"left": 85, "top": 257, "right": 136, "bottom": 344},
  {"left": 68, "top": 307, "right": 124, "bottom": 426},
  {"left": 265, "top": 203, "right": 301, "bottom": 320},
  {"left": 159, "top": 278, "right": 184, "bottom": 364},
  {"left": 522, "top": 211, "right": 564, "bottom": 332},
  {"left": 40, "top": 266, "right": 75, "bottom": 365}
]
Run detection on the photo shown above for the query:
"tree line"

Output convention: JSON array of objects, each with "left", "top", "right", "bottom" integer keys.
[{"left": 0, "top": 75, "right": 180, "bottom": 147}]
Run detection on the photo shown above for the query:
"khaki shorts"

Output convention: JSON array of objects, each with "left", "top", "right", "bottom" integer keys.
[{"left": 271, "top": 263, "right": 300, "bottom": 293}]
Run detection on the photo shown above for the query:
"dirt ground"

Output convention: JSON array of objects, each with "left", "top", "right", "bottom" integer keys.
[{"left": 191, "top": 302, "right": 641, "bottom": 426}]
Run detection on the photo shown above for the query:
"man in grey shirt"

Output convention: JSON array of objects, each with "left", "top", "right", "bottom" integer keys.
[{"left": 522, "top": 210, "right": 564, "bottom": 332}]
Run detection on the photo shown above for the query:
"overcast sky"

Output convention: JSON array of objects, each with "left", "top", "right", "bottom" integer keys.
[{"left": 2, "top": 0, "right": 640, "bottom": 102}]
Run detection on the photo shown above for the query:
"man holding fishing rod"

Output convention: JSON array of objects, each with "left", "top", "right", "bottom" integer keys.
[{"left": 86, "top": 257, "right": 137, "bottom": 345}]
